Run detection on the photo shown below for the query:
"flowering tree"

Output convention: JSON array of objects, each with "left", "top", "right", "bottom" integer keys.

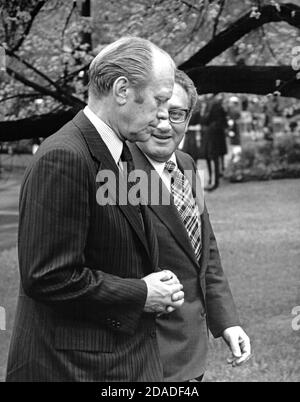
[{"left": 1, "top": 0, "right": 300, "bottom": 140}]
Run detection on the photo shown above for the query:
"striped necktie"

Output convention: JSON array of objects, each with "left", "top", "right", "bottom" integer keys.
[{"left": 165, "top": 160, "right": 202, "bottom": 261}]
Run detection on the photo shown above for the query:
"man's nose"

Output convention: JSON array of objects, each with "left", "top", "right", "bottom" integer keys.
[
  {"left": 157, "top": 104, "right": 169, "bottom": 121},
  {"left": 155, "top": 104, "right": 171, "bottom": 128},
  {"left": 156, "top": 117, "right": 172, "bottom": 133}
]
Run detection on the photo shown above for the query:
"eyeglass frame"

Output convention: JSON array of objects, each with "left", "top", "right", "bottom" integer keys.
[{"left": 168, "top": 108, "right": 191, "bottom": 124}]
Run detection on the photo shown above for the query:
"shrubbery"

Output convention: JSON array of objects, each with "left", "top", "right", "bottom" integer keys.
[{"left": 224, "top": 135, "right": 300, "bottom": 182}]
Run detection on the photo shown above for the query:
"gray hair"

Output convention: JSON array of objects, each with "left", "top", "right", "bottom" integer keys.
[
  {"left": 175, "top": 69, "right": 198, "bottom": 114},
  {"left": 88, "top": 36, "right": 175, "bottom": 98}
]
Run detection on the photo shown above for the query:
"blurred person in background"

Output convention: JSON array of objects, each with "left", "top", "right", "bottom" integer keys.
[
  {"left": 227, "top": 96, "right": 242, "bottom": 164},
  {"left": 181, "top": 101, "right": 202, "bottom": 162},
  {"left": 201, "top": 94, "right": 228, "bottom": 191}
]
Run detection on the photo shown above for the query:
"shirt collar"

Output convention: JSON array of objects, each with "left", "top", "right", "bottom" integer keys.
[
  {"left": 144, "top": 152, "right": 177, "bottom": 176},
  {"left": 83, "top": 105, "right": 123, "bottom": 165}
]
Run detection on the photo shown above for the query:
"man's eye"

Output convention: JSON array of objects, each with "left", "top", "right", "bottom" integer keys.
[{"left": 169, "top": 110, "right": 184, "bottom": 120}]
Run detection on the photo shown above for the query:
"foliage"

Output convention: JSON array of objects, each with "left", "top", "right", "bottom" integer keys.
[
  {"left": 225, "top": 134, "right": 300, "bottom": 181},
  {"left": 0, "top": 0, "right": 92, "bottom": 119},
  {"left": 1, "top": 0, "right": 300, "bottom": 122}
]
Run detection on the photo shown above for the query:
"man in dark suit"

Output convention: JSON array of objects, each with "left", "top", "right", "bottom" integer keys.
[
  {"left": 6, "top": 37, "right": 184, "bottom": 382},
  {"left": 130, "top": 70, "right": 251, "bottom": 382}
]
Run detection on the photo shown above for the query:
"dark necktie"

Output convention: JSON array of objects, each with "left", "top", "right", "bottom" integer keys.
[
  {"left": 120, "top": 141, "right": 135, "bottom": 177},
  {"left": 120, "top": 142, "right": 144, "bottom": 231},
  {"left": 165, "top": 160, "right": 202, "bottom": 261}
]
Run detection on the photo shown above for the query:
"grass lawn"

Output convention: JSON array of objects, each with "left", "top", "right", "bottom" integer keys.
[
  {"left": 204, "top": 178, "right": 300, "bottom": 382},
  {"left": 0, "top": 175, "right": 299, "bottom": 382}
]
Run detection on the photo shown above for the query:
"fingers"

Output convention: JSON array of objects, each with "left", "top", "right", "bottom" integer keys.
[
  {"left": 233, "top": 335, "right": 251, "bottom": 366},
  {"left": 227, "top": 351, "right": 251, "bottom": 367},
  {"left": 171, "top": 290, "right": 184, "bottom": 302},
  {"left": 228, "top": 335, "right": 242, "bottom": 359},
  {"left": 225, "top": 330, "right": 251, "bottom": 367},
  {"left": 156, "top": 292, "right": 184, "bottom": 317},
  {"left": 170, "top": 283, "right": 183, "bottom": 293},
  {"left": 156, "top": 299, "right": 184, "bottom": 317},
  {"left": 142, "top": 270, "right": 184, "bottom": 314}
]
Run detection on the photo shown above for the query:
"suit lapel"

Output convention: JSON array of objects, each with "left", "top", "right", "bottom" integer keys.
[
  {"left": 129, "top": 143, "right": 200, "bottom": 270},
  {"left": 72, "top": 111, "right": 150, "bottom": 257}
]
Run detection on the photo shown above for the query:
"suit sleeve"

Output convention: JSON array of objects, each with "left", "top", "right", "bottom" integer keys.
[
  {"left": 189, "top": 157, "right": 241, "bottom": 337},
  {"left": 18, "top": 147, "right": 147, "bottom": 335},
  {"left": 204, "top": 213, "right": 241, "bottom": 338}
]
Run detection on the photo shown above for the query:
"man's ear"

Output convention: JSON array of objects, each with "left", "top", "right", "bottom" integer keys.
[{"left": 113, "top": 76, "right": 130, "bottom": 105}]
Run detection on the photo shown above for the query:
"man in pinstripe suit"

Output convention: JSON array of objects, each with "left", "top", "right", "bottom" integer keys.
[
  {"left": 6, "top": 37, "right": 184, "bottom": 382},
  {"left": 130, "top": 70, "right": 251, "bottom": 382}
]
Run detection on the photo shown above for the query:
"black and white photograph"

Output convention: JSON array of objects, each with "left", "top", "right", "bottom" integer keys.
[{"left": 0, "top": 0, "right": 299, "bottom": 383}]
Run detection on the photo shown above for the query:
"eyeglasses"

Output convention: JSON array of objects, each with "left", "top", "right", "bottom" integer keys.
[{"left": 168, "top": 109, "right": 190, "bottom": 124}]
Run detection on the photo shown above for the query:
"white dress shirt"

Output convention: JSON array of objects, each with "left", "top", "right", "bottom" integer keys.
[
  {"left": 143, "top": 152, "right": 177, "bottom": 193},
  {"left": 83, "top": 106, "right": 123, "bottom": 168}
]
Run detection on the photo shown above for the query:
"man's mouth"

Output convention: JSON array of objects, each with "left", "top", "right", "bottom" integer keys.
[{"left": 152, "top": 134, "right": 172, "bottom": 140}]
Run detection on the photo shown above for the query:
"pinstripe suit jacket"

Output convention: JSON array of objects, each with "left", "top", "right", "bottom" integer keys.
[
  {"left": 6, "top": 111, "right": 163, "bottom": 382},
  {"left": 130, "top": 144, "right": 240, "bottom": 381}
]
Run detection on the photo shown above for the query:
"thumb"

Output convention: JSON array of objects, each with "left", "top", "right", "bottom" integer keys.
[{"left": 159, "top": 270, "right": 174, "bottom": 281}]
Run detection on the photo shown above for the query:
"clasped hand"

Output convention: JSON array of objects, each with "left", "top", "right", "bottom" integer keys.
[{"left": 142, "top": 270, "right": 184, "bottom": 315}]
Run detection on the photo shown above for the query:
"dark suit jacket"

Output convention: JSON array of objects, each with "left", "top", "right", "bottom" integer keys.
[
  {"left": 130, "top": 143, "right": 240, "bottom": 381},
  {"left": 6, "top": 111, "right": 163, "bottom": 382}
]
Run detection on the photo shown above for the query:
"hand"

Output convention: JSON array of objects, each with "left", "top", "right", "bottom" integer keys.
[
  {"left": 222, "top": 326, "right": 251, "bottom": 367},
  {"left": 158, "top": 270, "right": 184, "bottom": 314},
  {"left": 142, "top": 270, "right": 184, "bottom": 314}
]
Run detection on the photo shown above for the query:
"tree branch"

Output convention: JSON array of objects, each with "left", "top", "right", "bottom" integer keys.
[
  {"left": 179, "top": 0, "right": 205, "bottom": 13},
  {"left": 0, "top": 109, "right": 76, "bottom": 141},
  {"left": 12, "top": 1, "right": 47, "bottom": 52},
  {"left": 186, "top": 65, "right": 299, "bottom": 97},
  {"left": 212, "top": 0, "right": 226, "bottom": 38},
  {"left": 5, "top": 48, "right": 61, "bottom": 89},
  {"left": 61, "top": 1, "right": 77, "bottom": 48},
  {"left": 2, "top": 65, "right": 300, "bottom": 142},
  {"left": 6, "top": 67, "right": 85, "bottom": 108},
  {"left": 0, "top": 93, "right": 40, "bottom": 103},
  {"left": 180, "top": 2, "right": 300, "bottom": 69}
]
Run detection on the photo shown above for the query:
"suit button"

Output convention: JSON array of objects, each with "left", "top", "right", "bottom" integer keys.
[
  {"left": 111, "top": 320, "right": 116, "bottom": 326},
  {"left": 116, "top": 322, "right": 121, "bottom": 328},
  {"left": 150, "top": 330, "right": 156, "bottom": 338}
]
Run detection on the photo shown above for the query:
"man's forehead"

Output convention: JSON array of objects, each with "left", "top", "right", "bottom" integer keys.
[
  {"left": 151, "top": 52, "right": 175, "bottom": 82},
  {"left": 168, "top": 84, "right": 189, "bottom": 108}
]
